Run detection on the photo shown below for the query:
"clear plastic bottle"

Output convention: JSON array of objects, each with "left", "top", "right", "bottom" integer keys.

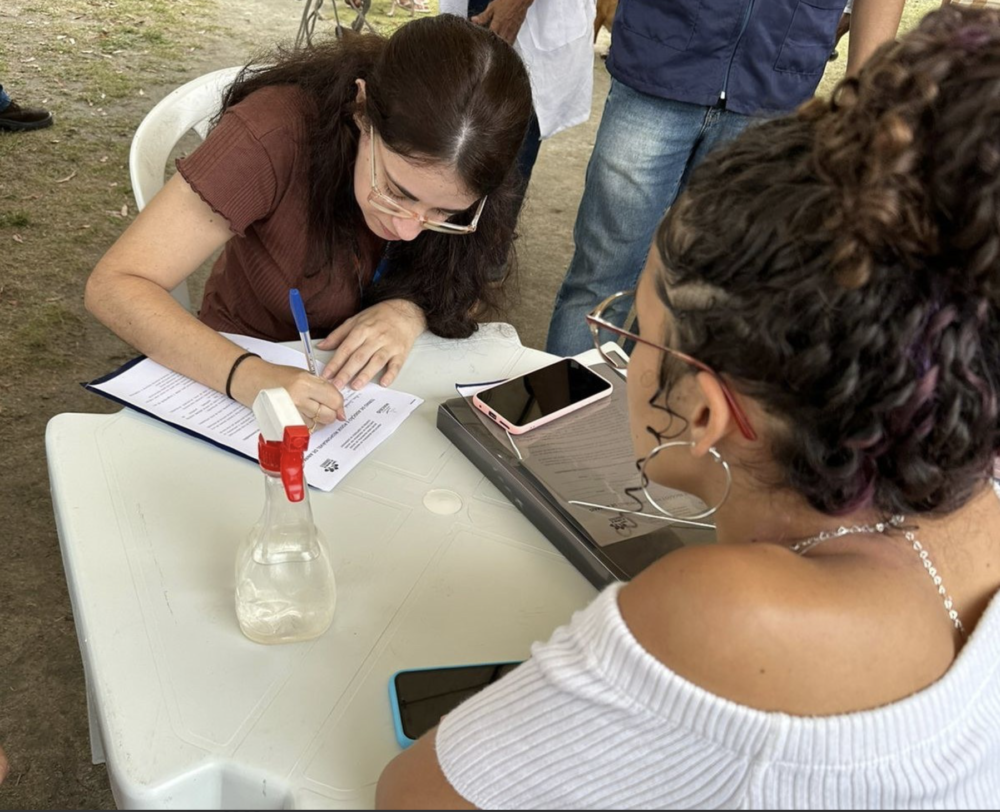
[{"left": 235, "top": 388, "right": 336, "bottom": 644}]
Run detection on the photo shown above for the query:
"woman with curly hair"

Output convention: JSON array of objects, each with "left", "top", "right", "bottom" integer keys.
[
  {"left": 86, "top": 16, "right": 531, "bottom": 428},
  {"left": 378, "top": 7, "right": 1000, "bottom": 808}
]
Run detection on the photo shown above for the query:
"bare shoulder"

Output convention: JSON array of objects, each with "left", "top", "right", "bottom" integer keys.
[
  {"left": 619, "top": 543, "right": 953, "bottom": 715},
  {"left": 376, "top": 728, "right": 475, "bottom": 810}
]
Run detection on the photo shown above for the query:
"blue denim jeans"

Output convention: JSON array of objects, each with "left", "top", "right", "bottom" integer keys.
[
  {"left": 0, "top": 85, "right": 10, "bottom": 113},
  {"left": 545, "top": 79, "right": 754, "bottom": 356}
]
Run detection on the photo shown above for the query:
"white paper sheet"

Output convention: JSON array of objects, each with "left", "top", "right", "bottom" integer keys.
[{"left": 86, "top": 334, "right": 423, "bottom": 491}]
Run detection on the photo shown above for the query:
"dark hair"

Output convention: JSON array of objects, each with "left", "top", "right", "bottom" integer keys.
[
  {"left": 654, "top": 6, "right": 1000, "bottom": 517},
  {"left": 220, "top": 15, "right": 532, "bottom": 337}
]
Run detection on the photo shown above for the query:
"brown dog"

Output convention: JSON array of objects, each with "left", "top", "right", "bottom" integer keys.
[{"left": 594, "top": 0, "right": 618, "bottom": 42}]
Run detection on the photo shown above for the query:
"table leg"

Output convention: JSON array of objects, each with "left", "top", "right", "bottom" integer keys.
[{"left": 86, "top": 679, "right": 106, "bottom": 765}]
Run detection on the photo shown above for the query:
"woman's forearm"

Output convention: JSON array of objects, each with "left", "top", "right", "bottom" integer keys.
[
  {"left": 84, "top": 269, "right": 260, "bottom": 402},
  {"left": 85, "top": 268, "right": 346, "bottom": 422},
  {"left": 846, "top": 0, "right": 905, "bottom": 76},
  {"left": 85, "top": 171, "right": 274, "bottom": 405}
]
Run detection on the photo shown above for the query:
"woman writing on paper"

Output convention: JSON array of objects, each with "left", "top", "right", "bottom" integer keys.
[
  {"left": 86, "top": 16, "right": 532, "bottom": 428},
  {"left": 377, "top": 7, "right": 1000, "bottom": 808}
]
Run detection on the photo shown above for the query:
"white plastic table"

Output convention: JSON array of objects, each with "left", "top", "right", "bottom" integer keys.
[{"left": 46, "top": 325, "right": 599, "bottom": 809}]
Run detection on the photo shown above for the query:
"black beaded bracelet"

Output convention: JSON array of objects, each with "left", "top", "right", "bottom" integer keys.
[{"left": 225, "top": 351, "right": 259, "bottom": 400}]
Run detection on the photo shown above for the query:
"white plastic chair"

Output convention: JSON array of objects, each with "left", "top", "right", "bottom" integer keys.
[{"left": 129, "top": 66, "right": 242, "bottom": 310}]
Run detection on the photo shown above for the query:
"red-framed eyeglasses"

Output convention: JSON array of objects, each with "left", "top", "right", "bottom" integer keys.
[{"left": 586, "top": 289, "right": 758, "bottom": 442}]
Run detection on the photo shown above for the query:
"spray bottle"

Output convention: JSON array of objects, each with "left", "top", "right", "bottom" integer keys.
[{"left": 235, "top": 388, "right": 336, "bottom": 644}]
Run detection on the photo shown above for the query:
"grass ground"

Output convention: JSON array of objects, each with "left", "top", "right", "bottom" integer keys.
[{"left": 0, "top": 0, "right": 938, "bottom": 808}]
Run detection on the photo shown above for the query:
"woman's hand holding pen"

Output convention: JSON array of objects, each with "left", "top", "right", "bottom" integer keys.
[
  {"left": 317, "top": 299, "right": 427, "bottom": 391},
  {"left": 229, "top": 356, "right": 346, "bottom": 429}
]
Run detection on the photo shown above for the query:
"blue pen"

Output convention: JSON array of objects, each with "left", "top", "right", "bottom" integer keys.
[{"left": 289, "top": 288, "right": 319, "bottom": 375}]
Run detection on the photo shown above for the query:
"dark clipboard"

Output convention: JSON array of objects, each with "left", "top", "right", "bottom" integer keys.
[{"left": 81, "top": 356, "right": 259, "bottom": 466}]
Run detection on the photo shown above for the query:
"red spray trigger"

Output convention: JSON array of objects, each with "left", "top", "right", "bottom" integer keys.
[
  {"left": 280, "top": 425, "right": 310, "bottom": 502},
  {"left": 252, "top": 388, "right": 312, "bottom": 501}
]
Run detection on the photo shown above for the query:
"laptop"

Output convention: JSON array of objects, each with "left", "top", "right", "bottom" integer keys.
[{"left": 436, "top": 364, "right": 716, "bottom": 589}]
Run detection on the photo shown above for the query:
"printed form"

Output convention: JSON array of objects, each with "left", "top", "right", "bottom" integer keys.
[{"left": 85, "top": 334, "right": 422, "bottom": 491}]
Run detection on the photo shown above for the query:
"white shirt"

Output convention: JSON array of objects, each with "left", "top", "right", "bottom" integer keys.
[
  {"left": 440, "top": 0, "right": 597, "bottom": 139},
  {"left": 436, "top": 582, "right": 1000, "bottom": 809}
]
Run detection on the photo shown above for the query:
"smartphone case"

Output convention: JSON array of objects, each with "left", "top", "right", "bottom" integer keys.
[
  {"left": 388, "top": 671, "right": 417, "bottom": 749},
  {"left": 388, "top": 662, "right": 523, "bottom": 749},
  {"left": 471, "top": 362, "right": 613, "bottom": 435}
]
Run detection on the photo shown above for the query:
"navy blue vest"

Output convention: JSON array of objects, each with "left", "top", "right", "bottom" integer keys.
[{"left": 607, "top": 0, "right": 847, "bottom": 116}]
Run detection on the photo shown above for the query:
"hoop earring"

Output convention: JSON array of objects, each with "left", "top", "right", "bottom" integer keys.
[{"left": 640, "top": 441, "right": 731, "bottom": 521}]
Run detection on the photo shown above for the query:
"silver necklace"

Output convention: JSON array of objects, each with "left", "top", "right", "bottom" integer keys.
[{"left": 789, "top": 515, "right": 965, "bottom": 636}]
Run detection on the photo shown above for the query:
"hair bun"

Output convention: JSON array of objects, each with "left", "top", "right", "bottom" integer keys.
[
  {"left": 654, "top": 6, "right": 1000, "bottom": 518},
  {"left": 807, "top": 6, "right": 1000, "bottom": 299}
]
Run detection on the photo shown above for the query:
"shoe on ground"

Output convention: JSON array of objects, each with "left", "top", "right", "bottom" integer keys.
[{"left": 0, "top": 100, "right": 54, "bottom": 132}]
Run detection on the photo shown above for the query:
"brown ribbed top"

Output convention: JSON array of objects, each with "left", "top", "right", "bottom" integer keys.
[{"left": 176, "top": 85, "right": 383, "bottom": 341}]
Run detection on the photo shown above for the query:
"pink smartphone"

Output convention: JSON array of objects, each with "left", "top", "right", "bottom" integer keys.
[{"left": 471, "top": 358, "right": 613, "bottom": 435}]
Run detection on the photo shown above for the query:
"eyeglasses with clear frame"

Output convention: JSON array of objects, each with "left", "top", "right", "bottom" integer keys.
[
  {"left": 367, "top": 124, "right": 487, "bottom": 235},
  {"left": 586, "top": 289, "right": 758, "bottom": 442}
]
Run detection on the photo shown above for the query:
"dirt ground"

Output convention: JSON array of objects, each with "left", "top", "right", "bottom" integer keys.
[{"left": 0, "top": 0, "right": 938, "bottom": 808}]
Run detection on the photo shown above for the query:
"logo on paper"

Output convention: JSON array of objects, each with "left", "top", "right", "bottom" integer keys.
[
  {"left": 609, "top": 516, "right": 638, "bottom": 535},
  {"left": 321, "top": 459, "right": 340, "bottom": 473}
]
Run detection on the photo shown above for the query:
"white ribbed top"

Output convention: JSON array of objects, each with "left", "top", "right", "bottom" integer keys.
[{"left": 436, "top": 583, "right": 1000, "bottom": 809}]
